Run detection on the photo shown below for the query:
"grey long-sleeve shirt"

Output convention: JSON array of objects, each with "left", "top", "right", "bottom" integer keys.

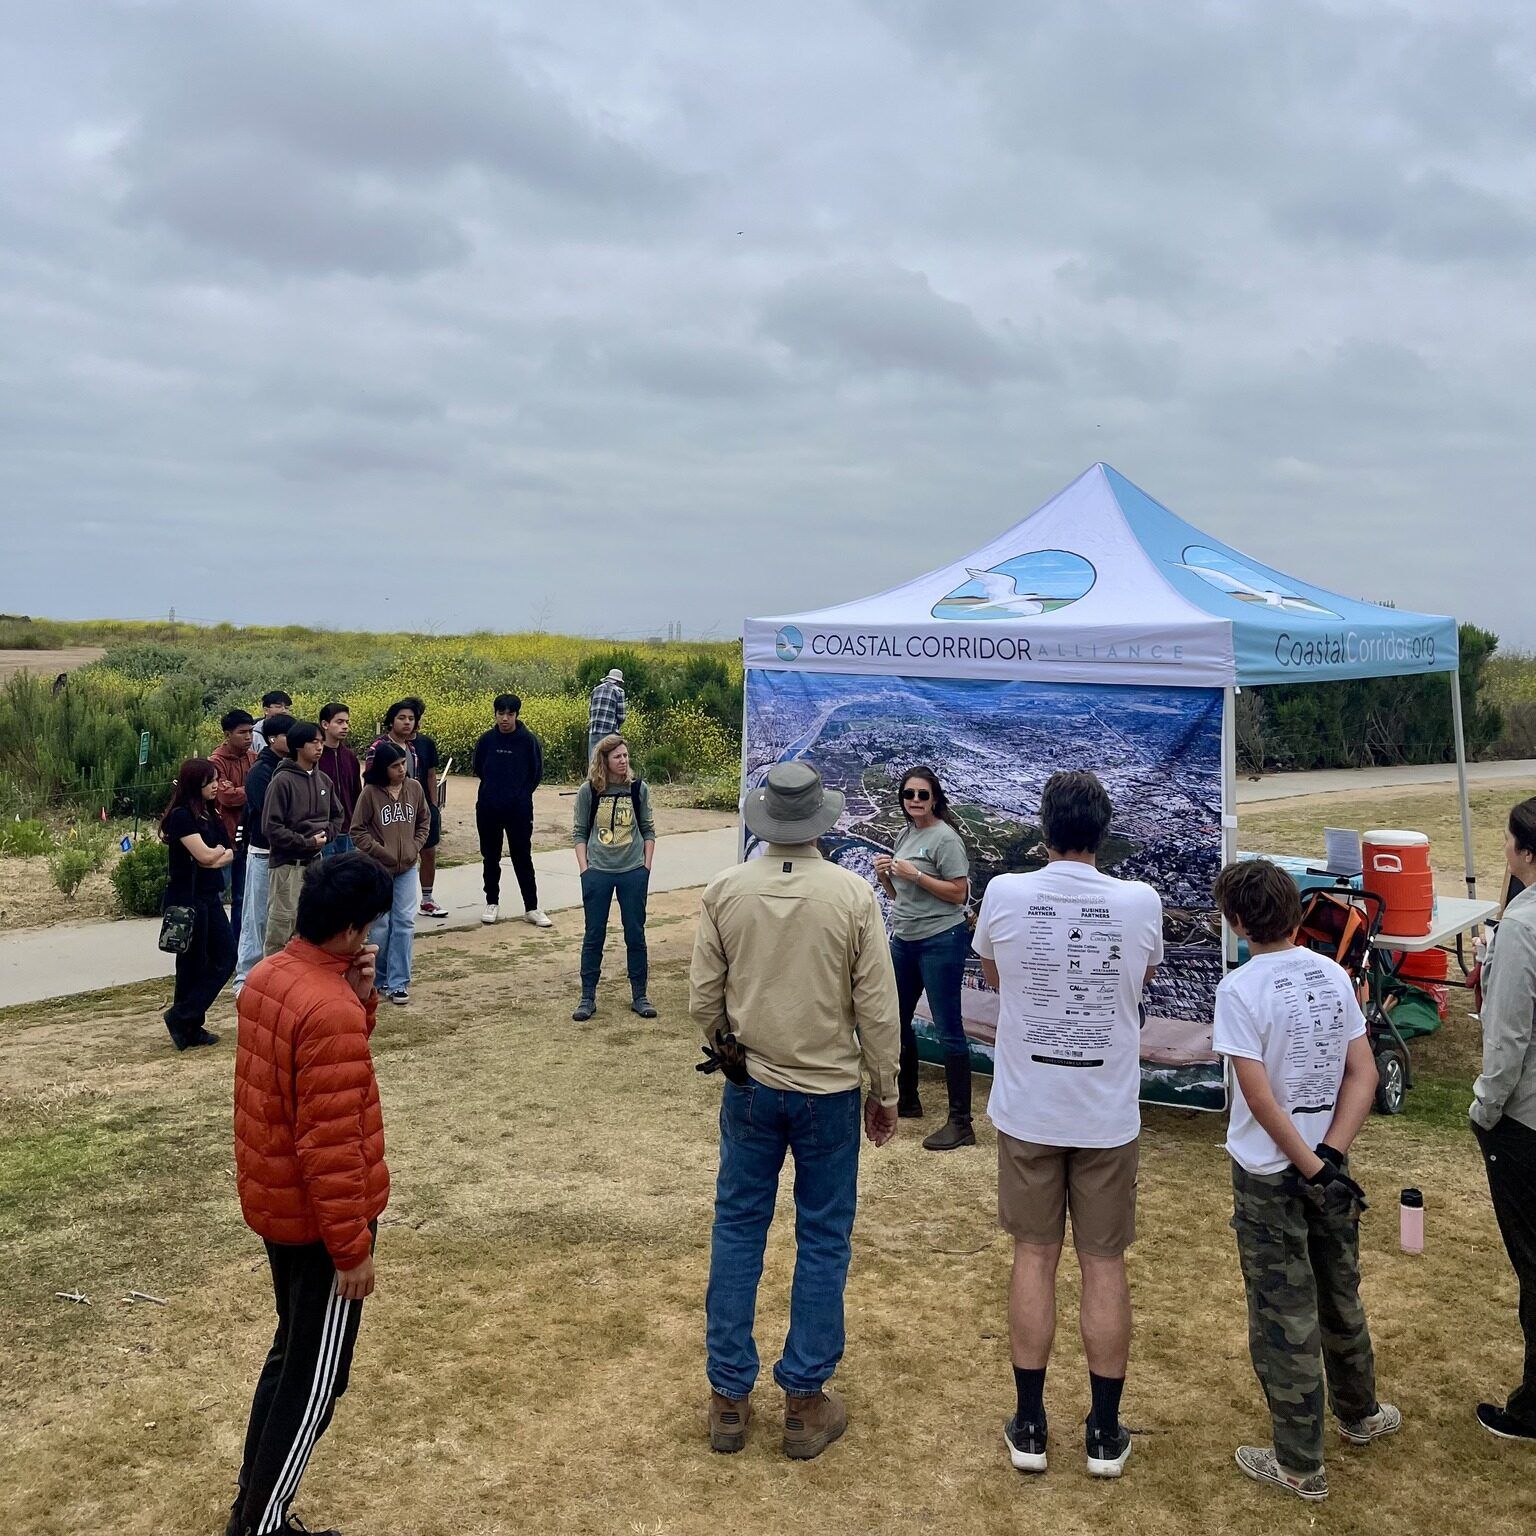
[{"left": 1472, "top": 886, "right": 1536, "bottom": 1132}]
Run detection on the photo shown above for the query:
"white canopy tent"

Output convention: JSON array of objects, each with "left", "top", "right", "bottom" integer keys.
[{"left": 745, "top": 463, "right": 1472, "bottom": 895}]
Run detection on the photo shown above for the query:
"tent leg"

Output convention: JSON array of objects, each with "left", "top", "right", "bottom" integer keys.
[
  {"left": 1450, "top": 668, "right": 1475, "bottom": 899},
  {"left": 1222, "top": 686, "right": 1238, "bottom": 963}
]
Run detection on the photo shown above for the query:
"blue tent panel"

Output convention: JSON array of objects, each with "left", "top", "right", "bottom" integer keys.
[{"left": 1102, "top": 466, "right": 1457, "bottom": 686}]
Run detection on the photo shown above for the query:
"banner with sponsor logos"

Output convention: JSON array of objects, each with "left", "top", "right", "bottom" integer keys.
[{"left": 744, "top": 666, "right": 1229, "bottom": 1111}]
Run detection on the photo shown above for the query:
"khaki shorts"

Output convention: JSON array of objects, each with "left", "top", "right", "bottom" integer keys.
[{"left": 997, "top": 1132, "right": 1139, "bottom": 1257}]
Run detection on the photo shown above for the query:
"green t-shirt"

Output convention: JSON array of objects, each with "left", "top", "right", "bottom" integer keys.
[
  {"left": 890, "top": 820, "right": 970, "bottom": 940},
  {"left": 573, "top": 779, "right": 655, "bottom": 874}
]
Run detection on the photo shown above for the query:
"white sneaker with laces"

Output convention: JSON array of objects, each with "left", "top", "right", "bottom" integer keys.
[
  {"left": 525, "top": 909, "right": 553, "bottom": 928},
  {"left": 481, "top": 905, "right": 498, "bottom": 925}
]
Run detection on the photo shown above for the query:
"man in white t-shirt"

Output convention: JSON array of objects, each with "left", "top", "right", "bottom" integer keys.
[
  {"left": 972, "top": 770, "right": 1162, "bottom": 1481},
  {"left": 1211, "top": 858, "right": 1398, "bottom": 1502}
]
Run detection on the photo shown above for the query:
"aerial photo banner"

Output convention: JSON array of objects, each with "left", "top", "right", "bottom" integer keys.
[{"left": 743, "top": 667, "right": 1229, "bottom": 1112}]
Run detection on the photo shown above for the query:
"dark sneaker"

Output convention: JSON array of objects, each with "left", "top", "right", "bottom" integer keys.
[
  {"left": 1086, "top": 1416, "right": 1132, "bottom": 1478},
  {"left": 783, "top": 1386, "right": 847, "bottom": 1460},
  {"left": 631, "top": 996, "right": 658, "bottom": 1019},
  {"left": 709, "top": 1390, "right": 751, "bottom": 1453},
  {"left": 280, "top": 1517, "right": 340, "bottom": 1535},
  {"left": 191, "top": 1028, "right": 220, "bottom": 1047},
  {"left": 896, "top": 1097, "right": 924, "bottom": 1119},
  {"left": 1235, "top": 1445, "right": 1327, "bottom": 1499},
  {"left": 1004, "top": 1414, "right": 1048, "bottom": 1473},
  {"left": 572, "top": 996, "right": 596, "bottom": 1022},
  {"left": 1477, "top": 1402, "right": 1536, "bottom": 1441},
  {"left": 922, "top": 1116, "right": 976, "bottom": 1151},
  {"left": 1339, "top": 1402, "right": 1402, "bottom": 1444}
]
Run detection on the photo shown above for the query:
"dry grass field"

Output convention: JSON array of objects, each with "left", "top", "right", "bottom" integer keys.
[{"left": 3, "top": 783, "right": 1533, "bottom": 1534}]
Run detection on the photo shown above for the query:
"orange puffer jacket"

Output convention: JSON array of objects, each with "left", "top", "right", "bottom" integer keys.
[{"left": 235, "top": 939, "right": 389, "bottom": 1270}]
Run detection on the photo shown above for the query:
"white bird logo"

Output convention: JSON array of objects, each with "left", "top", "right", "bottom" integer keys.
[
  {"left": 1177, "top": 563, "right": 1334, "bottom": 615},
  {"left": 960, "top": 567, "right": 1047, "bottom": 615}
]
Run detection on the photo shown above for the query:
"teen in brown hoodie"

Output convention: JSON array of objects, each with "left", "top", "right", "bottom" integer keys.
[{"left": 350, "top": 741, "right": 429, "bottom": 1003}]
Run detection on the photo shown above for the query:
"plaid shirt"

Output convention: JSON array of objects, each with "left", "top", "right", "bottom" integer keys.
[{"left": 588, "top": 680, "right": 627, "bottom": 738}]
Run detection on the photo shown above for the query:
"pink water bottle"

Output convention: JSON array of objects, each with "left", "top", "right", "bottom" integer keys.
[{"left": 1400, "top": 1188, "right": 1424, "bottom": 1253}]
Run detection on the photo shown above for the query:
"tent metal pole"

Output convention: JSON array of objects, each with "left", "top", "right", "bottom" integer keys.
[
  {"left": 1450, "top": 667, "right": 1476, "bottom": 899},
  {"left": 738, "top": 661, "right": 750, "bottom": 863}
]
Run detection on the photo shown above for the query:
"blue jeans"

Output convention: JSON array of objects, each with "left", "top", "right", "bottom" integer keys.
[
  {"left": 892, "top": 921, "right": 971, "bottom": 1102},
  {"left": 369, "top": 866, "right": 420, "bottom": 995},
  {"left": 579, "top": 865, "right": 648, "bottom": 997},
  {"left": 234, "top": 849, "right": 271, "bottom": 993},
  {"left": 706, "top": 1080, "right": 861, "bottom": 1399},
  {"left": 321, "top": 834, "right": 355, "bottom": 859}
]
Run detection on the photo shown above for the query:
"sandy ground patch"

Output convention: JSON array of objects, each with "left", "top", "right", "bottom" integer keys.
[
  {"left": 1, "top": 890, "right": 1530, "bottom": 1536},
  {"left": 0, "top": 645, "right": 106, "bottom": 682}
]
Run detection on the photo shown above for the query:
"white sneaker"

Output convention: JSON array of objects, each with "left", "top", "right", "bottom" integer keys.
[
  {"left": 525, "top": 908, "right": 553, "bottom": 928},
  {"left": 481, "top": 905, "right": 498, "bottom": 925}
]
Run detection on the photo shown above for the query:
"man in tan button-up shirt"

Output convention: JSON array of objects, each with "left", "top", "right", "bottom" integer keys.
[{"left": 692, "top": 762, "right": 899, "bottom": 1464}]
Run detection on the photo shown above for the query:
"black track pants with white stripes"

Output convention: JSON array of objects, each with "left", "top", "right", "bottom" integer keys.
[{"left": 233, "top": 1230, "right": 373, "bottom": 1536}]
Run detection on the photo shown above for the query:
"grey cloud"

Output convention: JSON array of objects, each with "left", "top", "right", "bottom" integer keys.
[{"left": 760, "top": 262, "right": 1025, "bottom": 386}]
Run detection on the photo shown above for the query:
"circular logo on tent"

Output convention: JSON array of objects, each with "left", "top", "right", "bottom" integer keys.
[
  {"left": 931, "top": 549, "right": 1096, "bottom": 621},
  {"left": 1175, "top": 544, "right": 1337, "bottom": 618},
  {"left": 775, "top": 625, "right": 804, "bottom": 661}
]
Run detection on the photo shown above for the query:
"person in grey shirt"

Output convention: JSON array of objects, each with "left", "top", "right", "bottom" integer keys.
[
  {"left": 874, "top": 766, "right": 974, "bottom": 1150},
  {"left": 1471, "top": 796, "right": 1536, "bottom": 1442}
]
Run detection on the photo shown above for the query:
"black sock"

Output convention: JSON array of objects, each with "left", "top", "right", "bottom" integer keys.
[
  {"left": 1013, "top": 1366, "right": 1046, "bottom": 1426},
  {"left": 1089, "top": 1372, "right": 1124, "bottom": 1433}
]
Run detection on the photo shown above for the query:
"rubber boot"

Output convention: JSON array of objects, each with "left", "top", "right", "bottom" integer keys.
[
  {"left": 922, "top": 1054, "right": 975, "bottom": 1150},
  {"left": 896, "top": 1026, "right": 923, "bottom": 1117}
]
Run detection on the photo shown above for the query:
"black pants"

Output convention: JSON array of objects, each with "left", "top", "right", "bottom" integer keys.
[
  {"left": 233, "top": 1232, "right": 372, "bottom": 1535},
  {"left": 1475, "top": 1114, "right": 1536, "bottom": 1428},
  {"left": 477, "top": 801, "right": 537, "bottom": 910},
  {"left": 163, "top": 893, "right": 235, "bottom": 1045}
]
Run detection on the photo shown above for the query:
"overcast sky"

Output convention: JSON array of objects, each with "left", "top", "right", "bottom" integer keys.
[{"left": 5, "top": 1, "right": 1534, "bottom": 647}]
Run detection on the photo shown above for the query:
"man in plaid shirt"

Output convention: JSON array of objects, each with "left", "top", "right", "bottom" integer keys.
[{"left": 588, "top": 669, "right": 627, "bottom": 761}]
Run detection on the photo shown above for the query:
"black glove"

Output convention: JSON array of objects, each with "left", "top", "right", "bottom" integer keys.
[
  {"left": 696, "top": 1029, "right": 750, "bottom": 1087},
  {"left": 1304, "top": 1157, "right": 1368, "bottom": 1209},
  {"left": 1314, "top": 1141, "right": 1345, "bottom": 1170}
]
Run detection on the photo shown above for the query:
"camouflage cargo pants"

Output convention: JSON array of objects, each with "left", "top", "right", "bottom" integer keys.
[{"left": 1231, "top": 1161, "right": 1378, "bottom": 1475}]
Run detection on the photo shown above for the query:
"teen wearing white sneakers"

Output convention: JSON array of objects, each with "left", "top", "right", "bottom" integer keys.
[{"left": 473, "top": 693, "right": 551, "bottom": 930}]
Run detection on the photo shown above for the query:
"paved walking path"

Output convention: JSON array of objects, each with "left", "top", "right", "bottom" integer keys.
[
  {"left": 5, "top": 759, "right": 1535, "bottom": 1010},
  {"left": 0, "top": 828, "right": 739, "bottom": 1011},
  {"left": 1236, "top": 758, "right": 1536, "bottom": 804}
]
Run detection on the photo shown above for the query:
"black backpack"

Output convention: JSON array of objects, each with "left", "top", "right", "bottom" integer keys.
[{"left": 584, "top": 780, "right": 643, "bottom": 841}]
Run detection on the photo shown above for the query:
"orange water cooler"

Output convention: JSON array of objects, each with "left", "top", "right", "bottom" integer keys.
[{"left": 1363, "top": 829, "right": 1434, "bottom": 938}]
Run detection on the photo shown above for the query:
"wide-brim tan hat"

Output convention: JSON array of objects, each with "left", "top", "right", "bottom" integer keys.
[{"left": 744, "top": 761, "right": 845, "bottom": 843}]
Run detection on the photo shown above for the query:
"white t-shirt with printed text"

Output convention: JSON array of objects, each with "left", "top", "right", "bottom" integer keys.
[
  {"left": 1213, "top": 947, "right": 1367, "bottom": 1175},
  {"left": 973, "top": 861, "right": 1164, "bottom": 1148}
]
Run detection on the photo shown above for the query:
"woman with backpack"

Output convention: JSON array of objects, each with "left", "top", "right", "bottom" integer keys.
[
  {"left": 572, "top": 733, "right": 656, "bottom": 1021},
  {"left": 350, "top": 740, "right": 430, "bottom": 1005},
  {"left": 160, "top": 757, "right": 237, "bottom": 1050}
]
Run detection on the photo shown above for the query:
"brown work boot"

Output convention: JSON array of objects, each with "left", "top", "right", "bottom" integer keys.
[
  {"left": 709, "top": 1391, "right": 751, "bottom": 1453},
  {"left": 783, "top": 1386, "right": 847, "bottom": 1460}
]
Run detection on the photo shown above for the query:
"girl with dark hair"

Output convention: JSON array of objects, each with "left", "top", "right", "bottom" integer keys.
[
  {"left": 160, "top": 757, "right": 237, "bottom": 1049},
  {"left": 874, "top": 766, "right": 975, "bottom": 1150},
  {"left": 1471, "top": 796, "right": 1536, "bottom": 1441},
  {"left": 350, "top": 740, "right": 430, "bottom": 1004}
]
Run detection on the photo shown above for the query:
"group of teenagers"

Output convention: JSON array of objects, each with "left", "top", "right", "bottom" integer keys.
[
  {"left": 158, "top": 672, "right": 664, "bottom": 1055},
  {"left": 210, "top": 751, "right": 1536, "bottom": 1534}
]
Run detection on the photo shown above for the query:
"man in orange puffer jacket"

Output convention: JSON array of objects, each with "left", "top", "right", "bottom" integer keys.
[{"left": 227, "top": 853, "right": 394, "bottom": 1536}]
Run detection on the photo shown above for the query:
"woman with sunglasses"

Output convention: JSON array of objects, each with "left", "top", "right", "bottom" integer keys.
[{"left": 874, "top": 766, "right": 974, "bottom": 1150}]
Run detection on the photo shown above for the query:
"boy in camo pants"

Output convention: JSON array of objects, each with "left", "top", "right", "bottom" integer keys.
[{"left": 1212, "top": 861, "right": 1401, "bottom": 1501}]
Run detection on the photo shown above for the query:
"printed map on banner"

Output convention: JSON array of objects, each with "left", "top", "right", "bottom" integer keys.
[{"left": 744, "top": 669, "right": 1228, "bottom": 1110}]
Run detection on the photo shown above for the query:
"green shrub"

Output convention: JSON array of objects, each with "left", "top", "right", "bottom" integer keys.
[
  {"left": 47, "top": 846, "right": 97, "bottom": 899},
  {"left": 0, "top": 817, "right": 55, "bottom": 857},
  {"left": 641, "top": 744, "right": 686, "bottom": 783},
  {"left": 690, "top": 775, "right": 742, "bottom": 812},
  {"left": 111, "top": 839, "right": 169, "bottom": 916}
]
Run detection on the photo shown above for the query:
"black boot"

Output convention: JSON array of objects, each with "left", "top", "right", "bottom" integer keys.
[
  {"left": 922, "top": 1054, "right": 975, "bottom": 1150},
  {"left": 897, "top": 1027, "right": 923, "bottom": 1117}
]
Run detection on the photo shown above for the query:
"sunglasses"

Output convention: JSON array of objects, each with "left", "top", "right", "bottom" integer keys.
[{"left": 901, "top": 787, "right": 932, "bottom": 802}]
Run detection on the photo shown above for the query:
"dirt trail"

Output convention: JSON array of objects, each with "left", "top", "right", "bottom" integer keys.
[{"left": 0, "top": 646, "right": 105, "bottom": 682}]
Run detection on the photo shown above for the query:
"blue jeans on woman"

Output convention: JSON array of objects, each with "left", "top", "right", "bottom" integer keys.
[
  {"left": 891, "top": 920, "right": 972, "bottom": 1113},
  {"left": 578, "top": 864, "right": 649, "bottom": 999},
  {"left": 706, "top": 1079, "right": 861, "bottom": 1400},
  {"left": 369, "top": 866, "right": 420, "bottom": 995}
]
